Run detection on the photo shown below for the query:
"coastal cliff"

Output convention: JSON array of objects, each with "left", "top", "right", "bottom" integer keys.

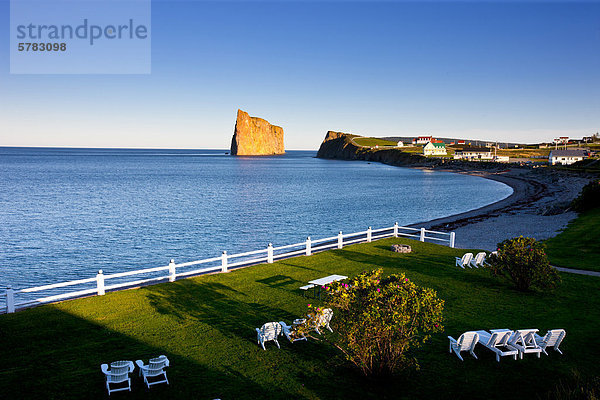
[
  {"left": 230, "top": 110, "right": 285, "bottom": 156},
  {"left": 316, "top": 131, "right": 437, "bottom": 167}
]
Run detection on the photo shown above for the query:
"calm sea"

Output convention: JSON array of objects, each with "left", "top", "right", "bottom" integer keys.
[{"left": 0, "top": 147, "right": 512, "bottom": 291}]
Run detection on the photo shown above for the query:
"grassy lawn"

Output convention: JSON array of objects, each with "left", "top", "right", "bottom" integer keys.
[
  {"left": 352, "top": 137, "right": 398, "bottom": 147},
  {"left": 545, "top": 208, "right": 600, "bottom": 272},
  {"left": 1, "top": 238, "right": 599, "bottom": 399}
]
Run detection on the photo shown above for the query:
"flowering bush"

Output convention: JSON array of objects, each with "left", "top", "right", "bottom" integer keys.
[
  {"left": 487, "top": 236, "right": 561, "bottom": 291},
  {"left": 323, "top": 269, "right": 444, "bottom": 376}
]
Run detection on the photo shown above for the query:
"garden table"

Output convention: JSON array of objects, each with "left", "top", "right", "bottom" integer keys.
[{"left": 308, "top": 274, "right": 348, "bottom": 299}]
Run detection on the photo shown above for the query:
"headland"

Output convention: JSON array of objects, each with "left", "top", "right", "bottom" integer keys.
[{"left": 317, "top": 131, "right": 594, "bottom": 250}]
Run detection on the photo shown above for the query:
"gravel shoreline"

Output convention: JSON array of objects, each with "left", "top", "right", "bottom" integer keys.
[{"left": 408, "top": 167, "right": 592, "bottom": 251}]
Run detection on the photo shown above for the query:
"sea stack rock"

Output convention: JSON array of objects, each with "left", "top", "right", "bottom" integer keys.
[{"left": 230, "top": 109, "right": 285, "bottom": 156}]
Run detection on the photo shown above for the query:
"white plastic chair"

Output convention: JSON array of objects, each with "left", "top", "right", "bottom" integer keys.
[
  {"left": 455, "top": 253, "right": 474, "bottom": 269},
  {"left": 509, "top": 329, "right": 542, "bottom": 359},
  {"left": 535, "top": 329, "right": 566, "bottom": 355},
  {"left": 101, "top": 360, "right": 134, "bottom": 395},
  {"left": 312, "top": 308, "right": 334, "bottom": 335},
  {"left": 135, "top": 355, "right": 170, "bottom": 388},
  {"left": 475, "top": 329, "right": 519, "bottom": 362},
  {"left": 256, "top": 322, "right": 282, "bottom": 350},
  {"left": 470, "top": 252, "right": 487, "bottom": 268},
  {"left": 448, "top": 331, "right": 479, "bottom": 361},
  {"left": 279, "top": 321, "right": 307, "bottom": 343}
]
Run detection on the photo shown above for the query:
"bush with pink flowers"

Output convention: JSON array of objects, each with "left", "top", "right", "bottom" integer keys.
[{"left": 323, "top": 269, "right": 444, "bottom": 376}]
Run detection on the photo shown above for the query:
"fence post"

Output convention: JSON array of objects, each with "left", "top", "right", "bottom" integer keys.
[
  {"left": 394, "top": 222, "right": 398, "bottom": 238},
  {"left": 221, "top": 251, "right": 228, "bottom": 272},
  {"left": 6, "top": 287, "right": 15, "bottom": 314},
  {"left": 367, "top": 227, "right": 372, "bottom": 243},
  {"left": 267, "top": 243, "right": 274, "bottom": 263},
  {"left": 338, "top": 231, "right": 343, "bottom": 249},
  {"left": 420, "top": 228, "right": 426, "bottom": 242},
  {"left": 169, "top": 259, "right": 176, "bottom": 282},
  {"left": 96, "top": 270, "right": 105, "bottom": 296},
  {"left": 306, "top": 237, "right": 312, "bottom": 256},
  {"left": 449, "top": 232, "right": 456, "bottom": 248}
]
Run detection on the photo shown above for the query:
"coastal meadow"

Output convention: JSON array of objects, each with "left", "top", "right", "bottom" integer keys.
[{"left": 1, "top": 238, "right": 598, "bottom": 399}]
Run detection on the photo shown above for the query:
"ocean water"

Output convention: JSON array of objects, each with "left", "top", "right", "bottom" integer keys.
[{"left": 0, "top": 147, "right": 512, "bottom": 292}]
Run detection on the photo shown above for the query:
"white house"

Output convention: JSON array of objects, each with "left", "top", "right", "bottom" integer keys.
[
  {"left": 549, "top": 150, "right": 587, "bottom": 165},
  {"left": 397, "top": 141, "right": 404, "bottom": 147},
  {"left": 423, "top": 142, "right": 447, "bottom": 156},
  {"left": 415, "top": 136, "right": 433, "bottom": 145},
  {"left": 453, "top": 147, "right": 493, "bottom": 160}
]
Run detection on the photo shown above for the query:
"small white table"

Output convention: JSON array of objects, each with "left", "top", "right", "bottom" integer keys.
[
  {"left": 308, "top": 274, "right": 348, "bottom": 287},
  {"left": 308, "top": 274, "right": 348, "bottom": 299},
  {"left": 508, "top": 329, "right": 541, "bottom": 359}
]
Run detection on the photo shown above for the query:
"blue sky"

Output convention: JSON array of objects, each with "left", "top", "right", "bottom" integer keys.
[{"left": 1, "top": 1, "right": 599, "bottom": 149}]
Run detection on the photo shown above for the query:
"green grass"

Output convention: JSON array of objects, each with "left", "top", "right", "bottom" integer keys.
[
  {"left": 1, "top": 238, "right": 599, "bottom": 399},
  {"left": 352, "top": 137, "right": 398, "bottom": 147},
  {"left": 545, "top": 208, "right": 600, "bottom": 271}
]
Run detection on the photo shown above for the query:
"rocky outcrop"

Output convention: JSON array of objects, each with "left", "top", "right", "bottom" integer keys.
[
  {"left": 230, "top": 110, "right": 285, "bottom": 156},
  {"left": 316, "top": 131, "right": 436, "bottom": 167},
  {"left": 316, "top": 131, "right": 516, "bottom": 171}
]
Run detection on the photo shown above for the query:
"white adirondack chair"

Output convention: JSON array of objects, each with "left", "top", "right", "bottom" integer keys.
[
  {"left": 509, "top": 329, "right": 542, "bottom": 359},
  {"left": 135, "top": 355, "right": 170, "bottom": 388},
  {"left": 101, "top": 360, "right": 134, "bottom": 395},
  {"left": 475, "top": 329, "right": 519, "bottom": 362},
  {"left": 455, "top": 253, "right": 474, "bottom": 269},
  {"left": 313, "top": 308, "right": 334, "bottom": 334},
  {"left": 279, "top": 321, "right": 307, "bottom": 343},
  {"left": 256, "top": 322, "right": 282, "bottom": 350},
  {"left": 448, "top": 331, "right": 479, "bottom": 361},
  {"left": 470, "top": 252, "right": 487, "bottom": 268},
  {"left": 535, "top": 329, "right": 566, "bottom": 355}
]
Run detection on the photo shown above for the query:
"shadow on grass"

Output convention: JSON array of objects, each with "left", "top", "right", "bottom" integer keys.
[
  {"left": 143, "top": 280, "right": 298, "bottom": 342},
  {"left": 256, "top": 274, "right": 302, "bottom": 288},
  {"left": 0, "top": 306, "right": 287, "bottom": 400}
]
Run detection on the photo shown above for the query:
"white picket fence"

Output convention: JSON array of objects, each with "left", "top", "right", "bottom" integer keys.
[{"left": 1, "top": 223, "right": 455, "bottom": 314}]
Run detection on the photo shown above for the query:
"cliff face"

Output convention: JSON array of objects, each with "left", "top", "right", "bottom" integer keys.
[
  {"left": 316, "top": 131, "right": 437, "bottom": 167},
  {"left": 316, "top": 131, "right": 513, "bottom": 171},
  {"left": 230, "top": 110, "right": 285, "bottom": 156}
]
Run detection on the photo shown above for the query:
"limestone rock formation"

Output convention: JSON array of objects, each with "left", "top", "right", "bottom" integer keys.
[{"left": 230, "top": 109, "right": 285, "bottom": 156}]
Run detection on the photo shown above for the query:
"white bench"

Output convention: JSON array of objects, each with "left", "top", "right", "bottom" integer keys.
[{"left": 299, "top": 284, "right": 315, "bottom": 297}]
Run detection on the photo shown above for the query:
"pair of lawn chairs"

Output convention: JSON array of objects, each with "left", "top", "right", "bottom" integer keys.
[
  {"left": 101, "top": 355, "right": 170, "bottom": 395},
  {"left": 455, "top": 252, "right": 489, "bottom": 269},
  {"left": 256, "top": 309, "right": 334, "bottom": 350},
  {"left": 448, "top": 329, "right": 566, "bottom": 362}
]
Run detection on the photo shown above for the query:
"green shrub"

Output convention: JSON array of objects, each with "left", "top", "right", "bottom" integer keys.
[
  {"left": 324, "top": 269, "right": 444, "bottom": 376},
  {"left": 571, "top": 179, "right": 600, "bottom": 212},
  {"left": 488, "top": 236, "right": 561, "bottom": 291}
]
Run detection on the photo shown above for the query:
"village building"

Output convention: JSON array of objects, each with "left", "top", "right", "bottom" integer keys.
[
  {"left": 397, "top": 141, "right": 404, "bottom": 147},
  {"left": 423, "top": 142, "right": 447, "bottom": 156},
  {"left": 549, "top": 149, "right": 587, "bottom": 165},
  {"left": 493, "top": 155, "right": 510, "bottom": 163},
  {"left": 453, "top": 147, "right": 493, "bottom": 160},
  {"left": 415, "top": 136, "right": 433, "bottom": 145}
]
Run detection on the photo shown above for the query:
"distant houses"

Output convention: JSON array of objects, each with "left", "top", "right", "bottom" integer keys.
[
  {"left": 453, "top": 147, "right": 493, "bottom": 161},
  {"left": 423, "top": 142, "right": 447, "bottom": 156},
  {"left": 549, "top": 149, "right": 587, "bottom": 165},
  {"left": 415, "top": 136, "right": 433, "bottom": 145}
]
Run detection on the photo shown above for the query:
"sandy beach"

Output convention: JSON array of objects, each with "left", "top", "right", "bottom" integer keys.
[{"left": 410, "top": 167, "right": 593, "bottom": 251}]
